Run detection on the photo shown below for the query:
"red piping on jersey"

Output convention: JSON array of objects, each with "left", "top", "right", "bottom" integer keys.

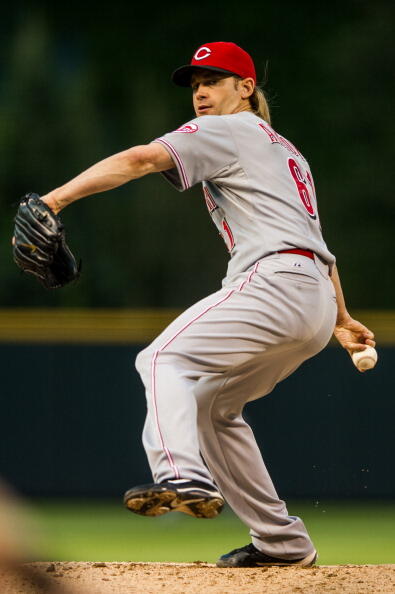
[
  {"left": 150, "top": 260, "right": 261, "bottom": 479},
  {"left": 155, "top": 138, "right": 190, "bottom": 189},
  {"left": 238, "top": 260, "right": 260, "bottom": 291},
  {"left": 150, "top": 349, "right": 180, "bottom": 478}
]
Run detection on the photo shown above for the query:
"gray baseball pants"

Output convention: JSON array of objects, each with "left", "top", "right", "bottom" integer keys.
[{"left": 135, "top": 252, "right": 337, "bottom": 560}]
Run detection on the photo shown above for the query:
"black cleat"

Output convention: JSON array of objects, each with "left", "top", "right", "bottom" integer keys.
[
  {"left": 216, "top": 543, "right": 317, "bottom": 568},
  {"left": 123, "top": 479, "right": 224, "bottom": 519}
]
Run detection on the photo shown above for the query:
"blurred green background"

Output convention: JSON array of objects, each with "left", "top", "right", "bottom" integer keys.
[
  {"left": 1, "top": 0, "right": 394, "bottom": 565},
  {"left": 31, "top": 500, "right": 395, "bottom": 565},
  {"left": 1, "top": 0, "right": 394, "bottom": 308}
]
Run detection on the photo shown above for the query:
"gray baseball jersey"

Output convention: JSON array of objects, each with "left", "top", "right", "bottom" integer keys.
[
  {"left": 154, "top": 111, "right": 335, "bottom": 284},
  {"left": 136, "top": 110, "right": 338, "bottom": 561}
]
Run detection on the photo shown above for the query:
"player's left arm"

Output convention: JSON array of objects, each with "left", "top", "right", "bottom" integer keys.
[
  {"left": 40, "top": 143, "right": 174, "bottom": 214},
  {"left": 331, "top": 264, "right": 375, "bottom": 354}
]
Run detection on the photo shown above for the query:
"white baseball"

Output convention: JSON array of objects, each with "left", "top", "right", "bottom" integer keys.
[{"left": 352, "top": 346, "right": 378, "bottom": 371}]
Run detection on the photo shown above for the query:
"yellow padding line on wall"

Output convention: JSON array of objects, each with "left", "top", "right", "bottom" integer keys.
[
  {"left": 0, "top": 309, "right": 393, "bottom": 345},
  {"left": 0, "top": 309, "right": 181, "bottom": 344}
]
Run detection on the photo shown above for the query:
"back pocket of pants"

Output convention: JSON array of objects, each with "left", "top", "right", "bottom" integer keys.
[{"left": 273, "top": 270, "right": 319, "bottom": 285}]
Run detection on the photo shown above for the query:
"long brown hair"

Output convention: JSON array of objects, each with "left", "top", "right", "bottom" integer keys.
[{"left": 249, "top": 86, "right": 271, "bottom": 124}]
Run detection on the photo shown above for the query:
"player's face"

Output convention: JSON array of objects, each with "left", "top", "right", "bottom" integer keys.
[{"left": 191, "top": 71, "right": 254, "bottom": 117}]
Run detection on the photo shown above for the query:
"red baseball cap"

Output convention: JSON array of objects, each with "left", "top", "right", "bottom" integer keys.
[{"left": 172, "top": 42, "right": 256, "bottom": 87}]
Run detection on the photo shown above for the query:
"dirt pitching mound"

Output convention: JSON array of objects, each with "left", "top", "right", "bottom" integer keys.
[{"left": 1, "top": 562, "right": 395, "bottom": 593}]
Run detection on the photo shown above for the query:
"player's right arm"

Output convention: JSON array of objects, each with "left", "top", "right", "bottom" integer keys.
[
  {"left": 331, "top": 264, "right": 376, "bottom": 354},
  {"left": 40, "top": 143, "right": 174, "bottom": 214}
]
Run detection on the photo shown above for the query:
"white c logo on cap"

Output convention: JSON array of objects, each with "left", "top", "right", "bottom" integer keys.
[{"left": 194, "top": 47, "right": 212, "bottom": 61}]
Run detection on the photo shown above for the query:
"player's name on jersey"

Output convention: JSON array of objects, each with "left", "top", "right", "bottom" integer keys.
[{"left": 258, "top": 122, "right": 305, "bottom": 159}]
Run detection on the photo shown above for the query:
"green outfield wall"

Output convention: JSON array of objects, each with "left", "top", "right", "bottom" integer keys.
[{"left": 0, "top": 309, "right": 393, "bottom": 499}]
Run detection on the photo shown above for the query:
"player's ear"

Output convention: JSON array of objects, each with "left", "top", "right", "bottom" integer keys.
[{"left": 240, "top": 78, "right": 255, "bottom": 99}]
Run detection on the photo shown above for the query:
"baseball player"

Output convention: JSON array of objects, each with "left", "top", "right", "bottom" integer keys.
[{"left": 39, "top": 42, "right": 375, "bottom": 567}]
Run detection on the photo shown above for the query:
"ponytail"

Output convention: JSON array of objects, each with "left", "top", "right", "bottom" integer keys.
[{"left": 249, "top": 86, "right": 271, "bottom": 124}]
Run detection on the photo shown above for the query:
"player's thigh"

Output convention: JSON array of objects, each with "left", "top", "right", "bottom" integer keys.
[
  {"left": 137, "top": 261, "right": 334, "bottom": 377},
  {"left": 142, "top": 293, "right": 284, "bottom": 374},
  {"left": 154, "top": 281, "right": 327, "bottom": 372},
  {"left": 135, "top": 286, "right": 236, "bottom": 375}
]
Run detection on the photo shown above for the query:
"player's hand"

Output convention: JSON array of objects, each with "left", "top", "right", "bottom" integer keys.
[{"left": 333, "top": 316, "right": 376, "bottom": 356}]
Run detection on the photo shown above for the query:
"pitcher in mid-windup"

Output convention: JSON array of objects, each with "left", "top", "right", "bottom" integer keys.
[{"left": 23, "top": 41, "right": 374, "bottom": 568}]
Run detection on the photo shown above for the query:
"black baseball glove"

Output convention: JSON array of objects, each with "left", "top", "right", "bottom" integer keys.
[{"left": 13, "top": 193, "right": 80, "bottom": 289}]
